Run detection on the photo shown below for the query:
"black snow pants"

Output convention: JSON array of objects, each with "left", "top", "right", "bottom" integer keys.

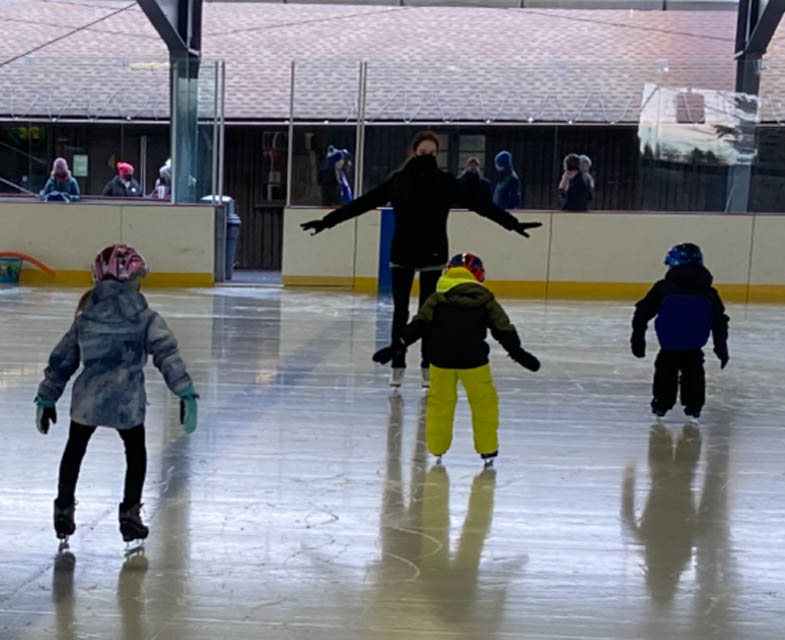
[{"left": 652, "top": 349, "right": 705, "bottom": 416}]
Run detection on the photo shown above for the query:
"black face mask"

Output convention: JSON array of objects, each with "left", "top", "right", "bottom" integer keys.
[{"left": 408, "top": 154, "right": 438, "bottom": 174}]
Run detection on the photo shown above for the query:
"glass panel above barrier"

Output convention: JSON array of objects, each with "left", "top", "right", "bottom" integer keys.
[
  {"left": 0, "top": 57, "right": 221, "bottom": 204},
  {"left": 290, "top": 125, "right": 356, "bottom": 207}
]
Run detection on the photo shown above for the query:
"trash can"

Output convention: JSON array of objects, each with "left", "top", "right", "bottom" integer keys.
[
  {"left": 0, "top": 257, "right": 22, "bottom": 284},
  {"left": 202, "top": 195, "right": 241, "bottom": 281}
]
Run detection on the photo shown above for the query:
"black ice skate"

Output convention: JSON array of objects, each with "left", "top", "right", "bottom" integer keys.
[
  {"left": 119, "top": 503, "right": 149, "bottom": 543},
  {"left": 481, "top": 451, "right": 498, "bottom": 468},
  {"left": 651, "top": 402, "right": 668, "bottom": 420},
  {"left": 53, "top": 500, "right": 76, "bottom": 540},
  {"left": 684, "top": 407, "right": 701, "bottom": 424}
]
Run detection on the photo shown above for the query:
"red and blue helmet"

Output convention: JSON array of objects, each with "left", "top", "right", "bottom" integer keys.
[
  {"left": 665, "top": 243, "right": 703, "bottom": 267},
  {"left": 448, "top": 252, "right": 485, "bottom": 282}
]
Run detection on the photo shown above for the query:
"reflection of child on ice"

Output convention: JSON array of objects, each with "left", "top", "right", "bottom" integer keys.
[
  {"left": 35, "top": 245, "right": 199, "bottom": 544},
  {"left": 374, "top": 253, "right": 540, "bottom": 464}
]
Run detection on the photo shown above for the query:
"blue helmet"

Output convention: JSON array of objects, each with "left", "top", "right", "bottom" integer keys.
[{"left": 665, "top": 243, "right": 703, "bottom": 267}]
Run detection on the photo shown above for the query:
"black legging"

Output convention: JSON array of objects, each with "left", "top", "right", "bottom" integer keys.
[
  {"left": 391, "top": 267, "right": 441, "bottom": 369},
  {"left": 56, "top": 422, "right": 147, "bottom": 510}
]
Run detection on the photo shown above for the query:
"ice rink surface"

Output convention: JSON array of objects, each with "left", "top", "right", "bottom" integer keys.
[{"left": 1, "top": 284, "right": 784, "bottom": 639}]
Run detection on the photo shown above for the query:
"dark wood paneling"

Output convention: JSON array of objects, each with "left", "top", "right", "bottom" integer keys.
[
  {"left": 224, "top": 127, "right": 287, "bottom": 269},
  {"left": 237, "top": 204, "right": 284, "bottom": 270}
]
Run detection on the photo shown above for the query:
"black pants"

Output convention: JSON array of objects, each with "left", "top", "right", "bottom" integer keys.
[
  {"left": 391, "top": 267, "right": 441, "bottom": 369},
  {"left": 652, "top": 349, "right": 705, "bottom": 414},
  {"left": 56, "top": 422, "right": 147, "bottom": 510}
]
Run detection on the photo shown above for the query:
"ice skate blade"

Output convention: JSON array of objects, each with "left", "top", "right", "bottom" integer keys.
[{"left": 124, "top": 540, "right": 146, "bottom": 557}]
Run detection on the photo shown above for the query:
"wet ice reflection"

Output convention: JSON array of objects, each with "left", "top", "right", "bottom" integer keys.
[{"left": 1, "top": 286, "right": 784, "bottom": 639}]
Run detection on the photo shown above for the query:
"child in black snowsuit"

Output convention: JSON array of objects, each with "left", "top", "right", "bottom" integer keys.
[{"left": 631, "top": 243, "right": 729, "bottom": 420}]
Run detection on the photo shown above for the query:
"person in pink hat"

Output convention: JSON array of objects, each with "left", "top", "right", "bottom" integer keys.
[{"left": 102, "top": 162, "right": 142, "bottom": 198}]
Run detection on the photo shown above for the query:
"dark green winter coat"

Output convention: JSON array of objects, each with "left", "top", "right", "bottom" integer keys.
[{"left": 401, "top": 268, "right": 523, "bottom": 369}]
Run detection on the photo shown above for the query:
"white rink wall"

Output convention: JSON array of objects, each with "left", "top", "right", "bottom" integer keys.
[
  {"left": 282, "top": 208, "right": 785, "bottom": 302},
  {"left": 0, "top": 201, "right": 216, "bottom": 286}
]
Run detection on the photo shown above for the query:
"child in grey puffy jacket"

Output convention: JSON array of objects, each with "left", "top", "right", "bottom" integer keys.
[{"left": 35, "top": 244, "right": 199, "bottom": 544}]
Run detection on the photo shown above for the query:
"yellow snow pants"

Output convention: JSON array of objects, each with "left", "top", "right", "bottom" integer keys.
[{"left": 426, "top": 364, "right": 499, "bottom": 456}]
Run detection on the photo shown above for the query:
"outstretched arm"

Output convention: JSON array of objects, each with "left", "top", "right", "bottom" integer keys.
[
  {"left": 145, "top": 313, "right": 193, "bottom": 396},
  {"left": 373, "top": 294, "right": 439, "bottom": 364},
  {"left": 487, "top": 300, "right": 540, "bottom": 371},
  {"left": 37, "top": 322, "right": 81, "bottom": 403},
  {"left": 302, "top": 180, "right": 391, "bottom": 235},
  {"left": 454, "top": 177, "right": 540, "bottom": 237}
]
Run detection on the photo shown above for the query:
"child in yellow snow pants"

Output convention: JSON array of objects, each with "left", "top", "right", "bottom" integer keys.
[
  {"left": 373, "top": 253, "right": 540, "bottom": 464},
  {"left": 427, "top": 364, "right": 499, "bottom": 458}
]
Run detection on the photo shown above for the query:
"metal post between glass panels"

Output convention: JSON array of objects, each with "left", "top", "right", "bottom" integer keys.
[
  {"left": 354, "top": 61, "right": 368, "bottom": 199},
  {"left": 211, "top": 60, "right": 219, "bottom": 205},
  {"left": 285, "top": 61, "right": 295, "bottom": 208},
  {"left": 218, "top": 60, "right": 226, "bottom": 202},
  {"left": 171, "top": 54, "right": 200, "bottom": 203}
]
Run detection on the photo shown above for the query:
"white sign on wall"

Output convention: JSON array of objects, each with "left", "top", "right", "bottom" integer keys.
[{"left": 73, "top": 155, "right": 88, "bottom": 177}]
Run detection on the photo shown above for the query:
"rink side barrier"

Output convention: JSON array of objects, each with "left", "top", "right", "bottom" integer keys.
[
  {"left": 282, "top": 208, "right": 785, "bottom": 303},
  {"left": 1, "top": 201, "right": 216, "bottom": 287}
]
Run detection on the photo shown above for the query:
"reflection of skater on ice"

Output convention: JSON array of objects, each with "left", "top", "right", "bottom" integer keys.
[{"left": 622, "top": 424, "right": 702, "bottom": 603}]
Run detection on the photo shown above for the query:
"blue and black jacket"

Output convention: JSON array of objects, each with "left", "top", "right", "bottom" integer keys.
[{"left": 632, "top": 264, "right": 729, "bottom": 353}]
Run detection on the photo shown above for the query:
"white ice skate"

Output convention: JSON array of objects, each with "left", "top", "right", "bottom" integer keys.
[
  {"left": 421, "top": 367, "right": 430, "bottom": 389},
  {"left": 390, "top": 367, "right": 405, "bottom": 388}
]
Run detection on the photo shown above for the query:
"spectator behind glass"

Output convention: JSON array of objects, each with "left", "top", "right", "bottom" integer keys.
[
  {"left": 40, "top": 157, "right": 81, "bottom": 202},
  {"left": 103, "top": 162, "right": 142, "bottom": 198},
  {"left": 457, "top": 157, "right": 492, "bottom": 206},
  {"left": 150, "top": 158, "right": 171, "bottom": 199},
  {"left": 492, "top": 150, "right": 523, "bottom": 210},
  {"left": 559, "top": 153, "right": 592, "bottom": 212},
  {"left": 318, "top": 146, "right": 353, "bottom": 207},
  {"left": 579, "top": 154, "right": 596, "bottom": 197}
]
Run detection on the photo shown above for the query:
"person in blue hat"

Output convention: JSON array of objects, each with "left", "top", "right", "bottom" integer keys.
[
  {"left": 631, "top": 243, "right": 730, "bottom": 422},
  {"left": 318, "top": 145, "right": 353, "bottom": 207},
  {"left": 492, "top": 151, "right": 522, "bottom": 210}
]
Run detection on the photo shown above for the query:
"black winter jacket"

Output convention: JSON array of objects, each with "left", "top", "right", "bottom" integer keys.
[
  {"left": 561, "top": 172, "right": 592, "bottom": 211},
  {"left": 632, "top": 264, "right": 729, "bottom": 353},
  {"left": 400, "top": 269, "right": 524, "bottom": 369},
  {"left": 457, "top": 171, "right": 493, "bottom": 207},
  {"left": 319, "top": 156, "right": 521, "bottom": 269},
  {"left": 102, "top": 176, "right": 142, "bottom": 198}
]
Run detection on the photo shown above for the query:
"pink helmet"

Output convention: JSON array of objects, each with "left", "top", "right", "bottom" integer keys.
[{"left": 91, "top": 244, "right": 148, "bottom": 282}]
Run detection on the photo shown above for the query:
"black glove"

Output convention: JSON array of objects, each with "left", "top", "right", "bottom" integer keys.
[
  {"left": 631, "top": 335, "right": 646, "bottom": 359},
  {"left": 36, "top": 403, "right": 57, "bottom": 435},
  {"left": 510, "top": 347, "right": 541, "bottom": 372},
  {"left": 514, "top": 221, "right": 543, "bottom": 238},
  {"left": 373, "top": 345, "right": 402, "bottom": 365},
  {"left": 714, "top": 347, "right": 729, "bottom": 370},
  {"left": 301, "top": 219, "right": 328, "bottom": 236}
]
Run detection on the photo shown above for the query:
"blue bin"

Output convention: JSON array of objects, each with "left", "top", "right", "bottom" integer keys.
[{"left": 0, "top": 257, "right": 22, "bottom": 284}]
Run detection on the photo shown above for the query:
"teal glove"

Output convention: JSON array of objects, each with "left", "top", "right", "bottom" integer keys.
[
  {"left": 35, "top": 398, "right": 57, "bottom": 435},
  {"left": 177, "top": 386, "right": 199, "bottom": 434}
]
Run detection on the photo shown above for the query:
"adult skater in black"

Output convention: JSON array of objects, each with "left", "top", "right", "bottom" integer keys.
[
  {"left": 631, "top": 243, "right": 729, "bottom": 421},
  {"left": 301, "top": 131, "right": 542, "bottom": 389}
]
